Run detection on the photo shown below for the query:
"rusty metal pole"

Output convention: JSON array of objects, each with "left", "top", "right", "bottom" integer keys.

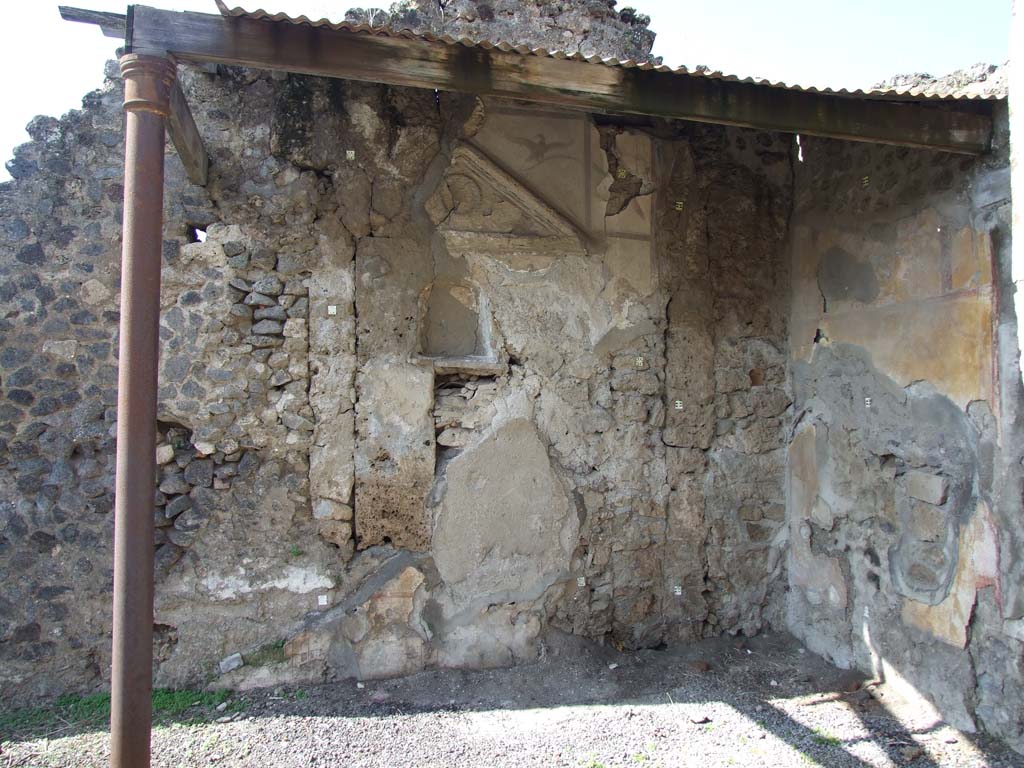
[{"left": 110, "top": 53, "right": 175, "bottom": 768}]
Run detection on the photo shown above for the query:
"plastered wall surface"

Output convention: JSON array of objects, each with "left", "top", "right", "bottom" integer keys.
[
  {"left": 786, "top": 122, "right": 1023, "bottom": 750},
  {"left": 0, "top": 65, "right": 791, "bottom": 699}
]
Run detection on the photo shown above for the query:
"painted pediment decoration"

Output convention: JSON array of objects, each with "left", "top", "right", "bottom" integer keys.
[{"left": 426, "top": 144, "right": 586, "bottom": 268}]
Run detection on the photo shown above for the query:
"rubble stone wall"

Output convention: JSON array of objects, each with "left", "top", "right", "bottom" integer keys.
[
  {"left": 0, "top": 64, "right": 792, "bottom": 696},
  {"left": 786, "top": 111, "right": 1023, "bottom": 751},
  {"left": 8, "top": 55, "right": 1018, "bottom": 754},
  {"left": 343, "top": 0, "right": 657, "bottom": 63}
]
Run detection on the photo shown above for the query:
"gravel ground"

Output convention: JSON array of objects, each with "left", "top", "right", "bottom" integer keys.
[{"left": 3, "top": 632, "right": 1021, "bottom": 768}]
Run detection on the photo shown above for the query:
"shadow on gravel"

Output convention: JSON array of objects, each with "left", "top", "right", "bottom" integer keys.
[{"left": 1, "top": 632, "right": 1019, "bottom": 767}]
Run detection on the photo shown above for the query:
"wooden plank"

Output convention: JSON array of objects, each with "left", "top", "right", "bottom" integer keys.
[
  {"left": 168, "top": 79, "right": 209, "bottom": 187},
  {"left": 59, "top": 6, "right": 126, "bottom": 39},
  {"left": 124, "top": 5, "right": 990, "bottom": 154}
]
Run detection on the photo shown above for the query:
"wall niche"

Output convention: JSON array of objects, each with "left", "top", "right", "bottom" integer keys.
[{"left": 417, "top": 279, "right": 501, "bottom": 374}]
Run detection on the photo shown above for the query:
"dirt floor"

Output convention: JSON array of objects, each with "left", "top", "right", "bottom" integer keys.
[{"left": 2, "top": 632, "right": 1022, "bottom": 767}]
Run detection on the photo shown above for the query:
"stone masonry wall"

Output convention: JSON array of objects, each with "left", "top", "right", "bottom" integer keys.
[
  {"left": 0, "top": 60, "right": 792, "bottom": 697},
  {"left": 786, "top": 111, "right": 1023, "bottom": 751},
  {"left": 655, "top": 124, "right": 792, "bottom": 641},
  {"left": 6, "top": 49, "right": 1020, "bottom": 757}
]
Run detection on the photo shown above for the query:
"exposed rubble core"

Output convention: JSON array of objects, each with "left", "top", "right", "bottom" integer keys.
[
  {"left": 873, "top": 62, "right": 1008, "bottom": 98},
  {"left": 0, "top": 40, "right": 1020, "bottom": 762},
  {"left": 343, "top": 0, "right": 658, "bottom": 62}
]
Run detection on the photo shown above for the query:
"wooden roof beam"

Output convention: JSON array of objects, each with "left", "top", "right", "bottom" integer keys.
[
  {"left": 59, "top": 5, "right": 126, "bottom": 38},
  {"left": 60, "top": 5, "right": 209, "bottom": 186},
  {"left": 122, "top": 4, "right": 993, "bottom": 155}
]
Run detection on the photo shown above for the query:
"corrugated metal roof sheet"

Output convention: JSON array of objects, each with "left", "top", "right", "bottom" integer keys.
[{"left": 214, "top": 1, "right": 1005, "bottom": 102}]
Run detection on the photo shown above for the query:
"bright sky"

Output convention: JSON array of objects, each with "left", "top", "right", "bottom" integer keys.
[{"left": 0, "top": 0, "right": 1012, "bottom": 182}]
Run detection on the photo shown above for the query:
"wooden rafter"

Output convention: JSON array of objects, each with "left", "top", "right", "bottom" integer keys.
[
  {"left": 167, "top": 79, "right": 208, "bottom": 187},
  {"left": 58, "top": 5, "right": 125, "bottom": 38}
]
